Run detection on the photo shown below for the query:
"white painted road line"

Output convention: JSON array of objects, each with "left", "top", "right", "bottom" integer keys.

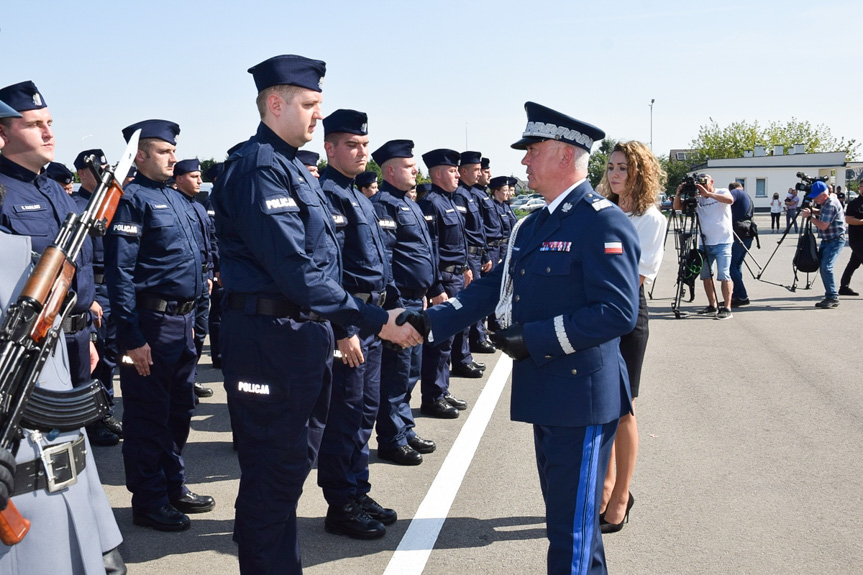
[{"left": 383, "top": 354, "right": 514, "bottom": 575}]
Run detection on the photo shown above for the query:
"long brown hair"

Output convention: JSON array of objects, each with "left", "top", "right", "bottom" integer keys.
[{"left": 597, "top": 141, "right": 666, "bottom": 216}]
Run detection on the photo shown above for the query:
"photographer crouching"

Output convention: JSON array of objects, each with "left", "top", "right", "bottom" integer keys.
[
  {"left": 800, "top": 181, "right": 847, "bottom": 308},
  {"left": 673, "top": 174, "right": 735, "bottom": 320}
]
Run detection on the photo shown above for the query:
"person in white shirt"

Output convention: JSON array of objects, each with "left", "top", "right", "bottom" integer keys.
[
  {"left": 770, "top": 192, "right": 783, "bottom": 232},
  {"left": 597, "top": 141, "right": 667, "bottom": 533}
]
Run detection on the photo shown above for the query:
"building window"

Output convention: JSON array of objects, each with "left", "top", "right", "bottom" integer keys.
[{"left": 756, "top": 178, "right": 766, "bottom": 198}]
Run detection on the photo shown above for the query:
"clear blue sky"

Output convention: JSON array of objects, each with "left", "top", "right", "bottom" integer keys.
[{"left": 2, "top": 0, "right": 859, "bottom": 178}]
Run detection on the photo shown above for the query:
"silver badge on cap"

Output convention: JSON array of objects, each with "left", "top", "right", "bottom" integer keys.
[
  {"left": 318, "top": 77, "right": 325, "bottom": 90},
  {"left": 32, "top": 92, "right": 42, "bottom": 107}
]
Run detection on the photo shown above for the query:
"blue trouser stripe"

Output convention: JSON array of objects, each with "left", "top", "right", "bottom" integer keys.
[{"left": 571, "top": 424, "right": 602, "bottom": 575}]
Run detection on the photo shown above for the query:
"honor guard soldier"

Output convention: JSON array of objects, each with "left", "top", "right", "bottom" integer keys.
[
  {"left": 371, "top": 139, "right": 441, "bottom": 465},
  {"left": 0, "top": 81, "right": 100, "bottom": 410},
  {"left": 417, "top": 149, "right": 470, "bottom": 419},
  {"left": 203, "top": 162, "right": 224, "bottom": 369},
  {"left": 105, "top": 119, "right": 215, "bottom": 533},
  {"left": 172, "top": 159, "right": 216, "bottom": 398},
  {"left": 296, "top": 149, "right": 320, "bottom": 178},
  {"left": 73, "top": 148, "right": 125, "bottom": 446},
  {"left": 452, "top": 151, "right": 493, "bottom": 372},
  {"left": 317, "top": 109, "right": 398, "bottom": 540},
  {"left": 210, "top": 55, "right": 418, "bottom": 575},
  {"left": 405, "top": 102, "right": 640, "bottom": 575},
  {"left": 44, "top": 161, "right": 75, "bottom": 194}
]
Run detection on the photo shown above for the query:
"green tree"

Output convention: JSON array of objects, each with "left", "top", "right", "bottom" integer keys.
[
  {"left": 587, "top": 138, "right": 617, "bottom": 189},
  {"left": 659, "top": 154, "right": 692, "bottom": 196},
  {"left": 200, "top": 158, "right": 219, "bottom": 181},
  {"left": 690, "top": 118, "right": 858, "bottom": 163}
]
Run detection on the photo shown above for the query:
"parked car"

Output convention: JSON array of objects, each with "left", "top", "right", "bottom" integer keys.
[
  {"left": 523, "top": 198, "right": 547, "bottom": 213},
  {"left": 660, "top": 193, "right": 673, "bottom": 210},
  {"left": 510, "top": 197, "right": 530, "bottom": 209}
]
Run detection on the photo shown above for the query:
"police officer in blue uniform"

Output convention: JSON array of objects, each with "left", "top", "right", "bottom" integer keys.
[
  {"left": 372, "top": 139, "right": 441, "bottom": 465},
  {"left": 296, "top": 149, "right": 321, "bottom": 178},
  {"left": 417, "top": 149, "right": 470, "bottom": 418},
  {"left": 173, "top": 159, "right": 216, "bottom": 398},
  {"left": 355, "top": 170, "right": 378, "bottom": 198},
  {"left": 479, "top": 161, "right": 504, "bottom": 274},
  {"left": 44, "top": 161, "right": 75, "bottom": 193},
  {"left": 105, "top": 119, "right": 215, "bottom": 533},
  {"left": 210, "top": 55, "right": 419, "bottom": 575},
  {"left": 406, "top": 102, "right": 640, "bottom": 575},
  {"left": 317, "top": 108, "right": 398, "bottom": 539},
  {"left": 0, "top": 81, "right": 99, "bottom": 405},
  {"left": 486, "top": 175, "right": 517, "bottom": 333},
  {"left": 72, "top": 148, "right": 126, "bottom": 446}
]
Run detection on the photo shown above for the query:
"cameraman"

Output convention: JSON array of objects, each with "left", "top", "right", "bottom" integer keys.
[
  {"left": 673, "top": 174, "right": 735, "bottom": 320},
  {"left": 800, "top": 180, "right": 847, "bottom": 308},
  {"left": 728, "top": 182, "right": 755, "bottom": 307}
]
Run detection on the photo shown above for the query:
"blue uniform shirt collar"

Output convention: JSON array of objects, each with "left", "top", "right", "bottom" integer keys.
[
  {"left": 0, "top": 154, "right": 40, "bottom": 183},
  {"left": 77, "top": 187, "right": 94, "bottom": 200},
  {"left": 321, "top": 165, "right": 355, "bottom": 189},
  {"left": 431, "top": 184, "right": 451, "bottom": 195},
  {"left": 132, "top": 173, "right": 169, "bottom": 189},
  {"left": 380, "top": 179, "right": 408, "bottom": 198},
  {"left": 546, "top": 178, "right": 585, "bottom": 214},
  {"left": 256, "top": 122, "right": 298, "bottom": 160}
]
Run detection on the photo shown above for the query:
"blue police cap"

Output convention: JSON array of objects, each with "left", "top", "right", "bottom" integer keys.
[
  {"left": 417, "top": 183, "right": 433, "bottom": 193},
  {"left": 0, "top": 99, "right": 21, "bottom": 118},
  {"left": 227, "top": 141, "right": 246, "bottom": 156},
  {"left": 323, "top": 109, "right": 368, "bottom": 137},
  {"left": 296, "top": 150, "right": 320, "bottom": 166},
  {"left": 204, "top": 162, "right": 224, "bottom": 181},
  {"left": 372, "top": 139, "right": 414, "bottom": 166},
  {"left": 481, "top": 157, "right": 490, "bottom": 170},
  {"left": 511, "top": 102, "right": 605, "bottom": 152},
  {"left": 507, "top": 177, "right": 518, "bottom": 187},
  {"left": 422, "top": 149, "right": 460, "bottom": 169},
  {"left": 807, "top": 180, "right": 829, "bottom": 199},
  {"left": 126, "top": 166, "right": 137, "bottom": 179},
  {"left": 74, "top": 148, "right": 107, "bottom": 170},
  {"left": 174, "top": 159, "right": 202, "bottom": 176},
  {"left": 248, "top": 54, "right": 326, "bottom": 93},
  {"left": 45, "top": 162, "right": 74, "bottom": 185},
  {"left": 0, "top": 81, "right": 47, "bottom": 112},
  {"left": 355, "top": 171, "right": 378, "bottom": 188},
  {"left": 460, "top": 151, "right": 482, "bottom": 166},
  {"left": 122, "top": 119, "right": 180, "bottom": 145},
  {"left": 489, "top": 176, "right": 508, "bottom": 189}
]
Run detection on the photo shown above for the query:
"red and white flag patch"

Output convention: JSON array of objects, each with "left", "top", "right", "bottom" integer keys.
[{"left": 604, "top": 242, "right": 623, "bottom": 254}]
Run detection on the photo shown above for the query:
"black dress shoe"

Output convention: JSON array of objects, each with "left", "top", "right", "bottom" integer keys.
[
  {"left": 378, "top": 444, "right": 423, "bottom": 465},
  {"left": 194, "top": 382, "right": 214, "bottom": 398},
  {"left": 470, "top": 340, "right": 496, "bottom": 354},
  {"left": 87, "top": 422, "right": 120, "bottom": 447},
  {"left": 839, "top": 285, "right": 859, "bottom": 296},
  {"left": 470, "top": 361, "right": 486, "bottom": 371},
  {"left": 325, "top": 502, "right": 386, "bottom": 539},
  {"left": 420, "top": 398, "right": 460, "bottom": 419},
  {"left": 133, "top": 504, "right": 191, "bottom": 532},
  {"left": 407, "top": 436, "right": 436, "bottom": 454},
  {"left": 171, "top": 492, "right": 215, "bottom": 514},
  {"left": 211, "top": 357, "right": 222, "bottom": 369},
  {"left": 451, "top": 363, "right": 483, "bottom": 378},
  {"left": 356, "top": 494, "right": 397, "bottom": 525},
  {"left": 444, "top": 393, "right": 468, "bottom": 410},
  {"left": 102, "top": 415, "right": 123, "bottom": 438}
]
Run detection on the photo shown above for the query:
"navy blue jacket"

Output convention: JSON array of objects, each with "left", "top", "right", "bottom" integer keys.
[
  {"left": 104, "top": 174, "right": 203, "bottom": 350},
  {"left": 0, "top": 155, "right": 95, "bottom": 316},
  {"left": 477, "top": 186, "right": 503, "bottom": 243},
  {"left": 452, "top": 181, "right": 486, "bottom": 251},
  {"left": 210, "top": 122, "right": 387, "bottom": 336},
  {"left": 425, "top": 182, "right": 640, "bottom": 427},
  {"left": 496, "top": 199, "right": 518, "bottom": 240},
  {"left": 418, "top": 185, "right": 468, "bottom": 295}
]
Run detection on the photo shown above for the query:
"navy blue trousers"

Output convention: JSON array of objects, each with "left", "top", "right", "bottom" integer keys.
[
  {"left": 119, "top": 308, "right": 196, "bottom": 512},
  {"left": 376, "top": 296, "right": 424, "bottom": 450},
  {"left": 534, "top": 420, "right": 618, "bottom": 575},
  {"left": 452, "top": 253, "right": 481, "bottom": 367},
  {"left": 208, "top": 283, "right": 223, "bottom": 365},
  {"left": 222, "top": 309, "right": 333, "bottom": 575},
  {"left": 91, "top": 284, "right": 117, "bottom": 406},
  {"left": 64, "top": 328, "right": 92, "bottom": 388},
  {"left": 318, "top": 332, "right": 382, "bottom": 506},
  {"left": 421, "top": 272, "right": 463, "bottom": 403}
]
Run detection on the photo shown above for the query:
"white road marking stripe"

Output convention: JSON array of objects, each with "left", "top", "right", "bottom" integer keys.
[{"left": 383, "top": 354, "right": 514, "bottom": 575}]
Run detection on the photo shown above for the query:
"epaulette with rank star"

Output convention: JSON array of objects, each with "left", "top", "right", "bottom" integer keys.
[{"left": 583, "top": 192, "right": 613, "bottom": 212}]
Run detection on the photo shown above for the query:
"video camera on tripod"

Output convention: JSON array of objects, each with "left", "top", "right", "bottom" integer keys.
[
  {"left": 677, "top": 174, "right": 709, "bottom": 213},
  {"left": 795, "top": 172, "right": 829, "bottom": 210}
]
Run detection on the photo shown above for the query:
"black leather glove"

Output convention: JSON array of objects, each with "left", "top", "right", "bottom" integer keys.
[
  {"left": 489, "top": 324, "right": 529, "bottom": 361},
  {"left": 396, "top": 310, "right": 430, "bottom": 339},
  {"left": 0, "top": 447, "right": 16, "bottom": 510}
]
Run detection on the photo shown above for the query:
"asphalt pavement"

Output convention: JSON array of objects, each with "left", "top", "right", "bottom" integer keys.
[{"left": 92, "top": 213, "right": 863, "bottom": 574}]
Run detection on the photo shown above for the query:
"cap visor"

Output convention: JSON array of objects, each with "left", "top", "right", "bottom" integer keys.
[{"left": 510, "top": 136, "right": 546, "bottom": 150}]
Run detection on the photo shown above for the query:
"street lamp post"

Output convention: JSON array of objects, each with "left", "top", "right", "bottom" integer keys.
[{"left": 649, "top": 99, "right": 655, "bottom": 152}]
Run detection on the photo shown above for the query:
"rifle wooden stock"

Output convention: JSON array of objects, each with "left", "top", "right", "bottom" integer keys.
[
  {"left": 19, "top": 247, "right": 76, "bottom": 342},
  {"left": 0, "top": 501, "right": 30, "bottom": 545},
  {"left": 92, "top": 181, "right": 124, "bottom": 228}
]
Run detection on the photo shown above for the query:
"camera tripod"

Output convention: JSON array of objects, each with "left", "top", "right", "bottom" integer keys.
[{"left": 669, "top": 205, "right": 708, "bottom": 318}]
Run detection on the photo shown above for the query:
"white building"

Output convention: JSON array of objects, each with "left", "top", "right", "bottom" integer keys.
[{"left": 690, "top": 145, "right": 847, "bottom": 210}]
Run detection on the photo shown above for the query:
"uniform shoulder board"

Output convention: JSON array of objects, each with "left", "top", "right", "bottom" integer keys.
[
  {"left": 583, "top": 193, "right": 613, "bottom": 212},
  {"left": 255, "top": 144, "right": 274, "bottom": 168}
]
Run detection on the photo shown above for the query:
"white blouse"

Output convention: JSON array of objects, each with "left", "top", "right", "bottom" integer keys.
[{"left": 624, "top": 205, "right": 667, "bottom": 286}]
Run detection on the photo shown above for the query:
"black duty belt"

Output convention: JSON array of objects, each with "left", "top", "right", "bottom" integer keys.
[
  {"left": 61, "top": 311, "right": 90, "bottom": 334},
  {"left": 227, "top": 293, "right": 326, "bottom": 323},
  {"left": 467, "top": 245, "right": 483, "bottom": 255},
  {"left": 12, "top": 434, "right": 87, "bottom": 496},
  {"left": 398, "top": 287, "right": 427, "bottom": 300},
  {"left": 487, "top": 239, "right": 504, "bottom": 248},
  {"left": 351, "top": 291, "right": 386, "bottom": 307},
  {"left": 500, "top": 238, "right": 509, "bottom": 245},
  {"left": 137, "top": 294, "right": 197, "bottom": 315},
  {"left": 93, "top": 273, "right": 105, "bottom": 285},
  {"left": 441, "top": 264, "right": 466, "bottom": 274}
]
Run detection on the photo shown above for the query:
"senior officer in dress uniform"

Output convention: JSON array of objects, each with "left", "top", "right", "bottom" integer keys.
[
  {"left": 406, "top": 102, "right": 640, "bottom": 575},
  {"left": 372, "top": 139, "right": 441, "bottom": 465},
  {"left": 210, "top": 55, "right": 419, "bottom": 575},
  {"left": 0, "top": 81, "right": 100, "bottom": 404},
  {"left": 105, "top": 120, "right": 215, "bottom": 533},
  {"left": 172, "top": 159, "right": 216, "bottom": 399},
  {"left": 317, "top": 109, "right": 398, "bottom": 540},
  {"left": 72, "top": 148, "right": 125, "bottom": 446},
  {"left": 417, "top": 149, "right": 470, "bottom": 419}
]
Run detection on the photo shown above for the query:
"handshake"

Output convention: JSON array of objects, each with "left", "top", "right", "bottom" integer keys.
[{"left": 378, "top": 309, "right": 529, "bottom": 361}]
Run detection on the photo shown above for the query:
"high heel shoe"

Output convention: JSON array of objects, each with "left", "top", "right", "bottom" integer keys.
[{"left": 599, "top": 493, "right": 634, "bottom": 534}]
